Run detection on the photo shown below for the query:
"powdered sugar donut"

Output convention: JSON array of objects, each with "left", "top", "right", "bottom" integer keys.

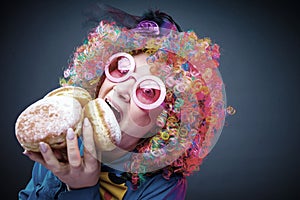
[
  {"left": 15, "top": 96, "right": 83, "bottom": 152},
  {"left": 44, "top": 86, "right": 92, "bottom": 107},
  {"left": 83, "top": 98, "right": 121, "bottom": 151}
]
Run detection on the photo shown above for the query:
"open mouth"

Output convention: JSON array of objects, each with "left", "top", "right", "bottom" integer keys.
[{"left": 105, "top": 98, "right": 121, "bottom": 123}]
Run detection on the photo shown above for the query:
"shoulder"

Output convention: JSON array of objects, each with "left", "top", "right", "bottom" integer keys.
[
  {"left": 19, "top": 162, "right": 65, "bottom": 199},
  {"left": 125, "top": 173, "right": 187, "bottom": 199}
]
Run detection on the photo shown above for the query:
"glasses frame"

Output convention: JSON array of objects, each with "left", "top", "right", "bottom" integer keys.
[{"left": 104, "top": 52, "right": 166, "bottom": 110}]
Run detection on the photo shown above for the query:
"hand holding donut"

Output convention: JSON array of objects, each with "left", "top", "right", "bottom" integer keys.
[
  {"left": 15, "top": 86, "right": 122, "bottom": 189},
  {"left": 24, "top": 118, "right": 100, "bottom": 189}
]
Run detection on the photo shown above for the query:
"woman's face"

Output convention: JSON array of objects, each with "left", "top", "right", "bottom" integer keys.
[{"left": 97, "top": 53, "right": 163, "bottom": 149}]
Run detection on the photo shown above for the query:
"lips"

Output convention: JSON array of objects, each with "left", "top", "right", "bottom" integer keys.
[{"left": 104, "top": 98, "right": 121, "bottom": 123}]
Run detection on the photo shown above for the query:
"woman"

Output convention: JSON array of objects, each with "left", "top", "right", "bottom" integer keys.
[{"left": 19, "top": 7, "right": 227, "bottom": 200}]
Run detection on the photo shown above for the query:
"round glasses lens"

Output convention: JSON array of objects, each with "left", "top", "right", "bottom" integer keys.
[
  {"left": 105, "top": 52, "right": 135, "bottom": 82},
  {"left": 135, "top": 79, "right": 162, "bottom": 105},
  {"left": 133, "top": 75, "right": 166, "bottom": 110},
  {"left": 109, "top": 56, "right": 131, "bottom": 78}
]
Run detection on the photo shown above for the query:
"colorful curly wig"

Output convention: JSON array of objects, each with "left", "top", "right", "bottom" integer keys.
[{"left": 60, "top": 8, "right": 227, "bottom": 186}]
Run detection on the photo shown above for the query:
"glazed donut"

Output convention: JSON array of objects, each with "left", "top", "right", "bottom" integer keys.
[
  {"left": 15, "top": 96, "right": 83, "bottom": 152},
  {"left": 83, "top": 98, "right": 121, "bottom": 151}
]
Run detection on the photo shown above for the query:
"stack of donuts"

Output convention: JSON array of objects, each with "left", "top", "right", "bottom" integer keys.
[{"left": 15, "top": 86, "right": 121, "bottom": 153}]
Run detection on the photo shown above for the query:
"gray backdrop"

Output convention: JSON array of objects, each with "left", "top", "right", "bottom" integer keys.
[{"left": 1, "top": 0, "right": 299, "bottom": 199}]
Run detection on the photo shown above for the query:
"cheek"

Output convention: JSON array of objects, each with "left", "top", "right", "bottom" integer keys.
[
  {"left": 97, "top": 79, "right": 114, "bottom": 98},
  {"left": 120, "top": 103, "right": 155, "bottom": 138},
  {"left": 128, "top": 102, "right": 163, "bottom": 128},
  {"left": 129, "top": 104, "right": 151, "bottom": 127}
]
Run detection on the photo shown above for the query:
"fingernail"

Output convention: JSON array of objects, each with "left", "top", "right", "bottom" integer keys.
[
  {"left": 67, "top": 128, "right": 75, "bottom": 140},
  {"left": 39, "top": 142, "right": 47, "bottom": 153},
  {"left": 84, "top": 118, "right": 89, "bottom": 127},
  {"left": 23, "top": 150, "right": 31, "bottom": 156}
]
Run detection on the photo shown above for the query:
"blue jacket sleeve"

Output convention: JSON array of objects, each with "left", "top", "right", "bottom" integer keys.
[{"left": 18, "top": 162, "right": 101, "bottom": 200}]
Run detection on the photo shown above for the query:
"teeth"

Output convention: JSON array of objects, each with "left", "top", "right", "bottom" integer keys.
[
  {"left": 105, "top": 98, "right": 121, "bottom": 122},
  {"left": 105, "top": 98, "right": 119, "bottom": 112}
]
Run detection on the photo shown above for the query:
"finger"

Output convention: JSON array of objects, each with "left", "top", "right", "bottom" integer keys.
[
  {"left": 66, "top": 128, "right": 81, "bottom": 167},
  {"left": 23, "top": 150, "right": 46, "bottom": 166},
  {"left": 82, "top": 118, "right": 98, "bottom": 165},
  {"left": 39, "top": 142, "right": 61, "bottom": 169}
]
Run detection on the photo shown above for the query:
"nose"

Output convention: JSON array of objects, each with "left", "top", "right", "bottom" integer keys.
[{"left": 114, "top": 78, "right": 136, "bottom": 103}]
